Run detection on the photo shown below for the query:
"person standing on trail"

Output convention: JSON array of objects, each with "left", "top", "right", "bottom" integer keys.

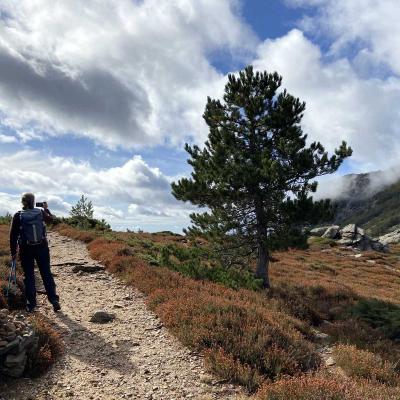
[{"left": 9, "top": 193, "right": 61, "bottom": 313}]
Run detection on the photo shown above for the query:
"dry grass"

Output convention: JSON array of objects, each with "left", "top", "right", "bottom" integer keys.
[
  {"left": 0, "top": 224, "right": 25, "bottom": 309},
  {"left": 55, "top": 224, "right": 99, "bottom": 243},
  {"left": 333, "top": 344, "right": 399, "bottom": 385},
  {"left": 271, "top": 240, "right": 400, "bottom": 304},
  {"left": 87, "top": 238, "right": 320, "bottom": 392},
  {"left": 257, "top": 374, "right": 400, "bottom": 400},
  {"left": 28, "top": 314, "right": 64, "bottom": 376}
]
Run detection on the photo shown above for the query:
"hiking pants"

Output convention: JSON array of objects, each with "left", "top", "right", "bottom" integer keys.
[{"left": 20, "top": 241, "right": 59, "bottom": 309}]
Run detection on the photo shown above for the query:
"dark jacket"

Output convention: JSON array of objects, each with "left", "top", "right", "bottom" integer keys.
[{"left": 10, "top": 209, "right": 53, "bottom": 257}]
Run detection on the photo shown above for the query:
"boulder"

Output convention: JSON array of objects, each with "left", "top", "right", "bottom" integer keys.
[
  {"left": 378, "top": 229, "right": 400, "bottom": 246},
  {"left": 337, "top": 224, "right": 388, "bottom": 252},
  {"left": 310, "top": 226, "right": 332, "bottom": 237},
  {"left": 90, "top": 310, "right": 116, "bottom": 324},
  {"left": 322, "top": 225, "right": 340, "bottom": 239},
  {"left": 339, "top": 224, "right": 365, "bottom": 245},
  {"left": 370, "top": 240, "right": 389, "bottom": 253}
]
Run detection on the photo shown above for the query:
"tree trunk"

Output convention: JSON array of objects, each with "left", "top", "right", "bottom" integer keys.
[{"left": 256, "top": 241, "right": 270, "bottom": 288}]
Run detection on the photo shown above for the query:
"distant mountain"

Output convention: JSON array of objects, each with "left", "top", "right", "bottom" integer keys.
[{"left": 332, "top": 171, "right": 400, "bottom": 237}]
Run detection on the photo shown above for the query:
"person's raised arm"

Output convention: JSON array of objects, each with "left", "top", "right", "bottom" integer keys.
[{"left": 42, "top": 201, "right": 54, "bottom": 224}]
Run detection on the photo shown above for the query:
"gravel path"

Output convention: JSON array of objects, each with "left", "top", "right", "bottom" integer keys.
[{"left": 0, "top": 232, "right": 244, "bottom": 400}]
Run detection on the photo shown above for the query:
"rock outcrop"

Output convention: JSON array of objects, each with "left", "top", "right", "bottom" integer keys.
[
  {"left": 322, "top": 225, "right": 340, "bottom": 239},
  {"left": 310, "top": 224, "right": 389, "bottom": 252},
  {"left": 310, "top": 226, "right": 332, "bottom": 237},
  {"left": 338, "top": 224, "right": 388, "bottom": 252},
  {"left": 0, "top": 309, "right": 38, "bottom": 378},
  {"left": 378, "top": 229, "right": 400, "bottom": 245}
]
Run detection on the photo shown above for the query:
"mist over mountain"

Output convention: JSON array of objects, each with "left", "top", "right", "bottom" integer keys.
[{"left": 319, "top": 169, "right": 400, "bottom": 236}]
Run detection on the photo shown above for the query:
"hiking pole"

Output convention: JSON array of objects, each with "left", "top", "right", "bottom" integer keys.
[{"left": 6, "top": 259, "right": 17, "bottom": 298}]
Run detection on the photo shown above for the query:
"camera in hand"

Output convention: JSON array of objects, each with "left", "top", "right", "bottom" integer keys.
[{"left": 36, "top": 202, "right": 45, "bottom": 208}]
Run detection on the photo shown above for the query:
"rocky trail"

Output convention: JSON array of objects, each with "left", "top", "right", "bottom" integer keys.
[{"left": 0, "top": 232, "right": 243, "bottom": 400}]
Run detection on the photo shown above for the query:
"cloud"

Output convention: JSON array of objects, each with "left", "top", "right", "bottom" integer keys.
[
  {"left": 0, "top": 134, "right": 17, "bottom": 143},
  {"left": 286, "top": 0, "right": 400, "bottom": 76},
  {"left": 0, "top": 0, "right": 256, "bottom": 148},
  {"left": 0, "top": 192, "right": 20, "bottom": 215},
  {"left": 253, "top": 29, "right": 400, "bottom": 171},
  {"left": 0, "top": 46, "right": 150, "bottom": 147},
  {"left": 0, "top": 150, "right": 193, "bottom": 231},
  {"left": 316, "top": 165, "right": 400, "bottom": 200}
]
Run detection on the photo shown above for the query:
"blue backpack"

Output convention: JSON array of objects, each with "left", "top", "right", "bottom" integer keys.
[{"left": 20, "top": 208, "right": 45, "bottom": 245}]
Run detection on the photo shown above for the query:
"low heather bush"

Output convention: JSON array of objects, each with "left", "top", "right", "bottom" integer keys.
[
  {"left": 28, "top": 314, "right": 63, "bottom": 376},
  {"left": 257, "top": 375, "right": 400, "bottom": 400},
  {"left": 87, "top": 238, "right": 320, "bottom": 391},
  {"left": 350, "top": 298, "right": 400, "bottom": 341},
  {"left": 333, "top": 344, "right": 399, "bottom": 385}
]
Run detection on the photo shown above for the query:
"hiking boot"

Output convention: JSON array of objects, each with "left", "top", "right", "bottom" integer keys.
[{"left": 52, "top": 301, "right": 61, "bottom": 312}]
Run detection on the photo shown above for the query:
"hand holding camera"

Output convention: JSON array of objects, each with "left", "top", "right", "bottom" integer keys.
[{"left": 36, "top": 201, "right": 48, "bottom": 209}]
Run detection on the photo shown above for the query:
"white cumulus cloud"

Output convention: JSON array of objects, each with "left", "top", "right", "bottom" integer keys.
[
  {"left": 253, "top": 29, "right": 400, "bottom": 171},
  {"left": 0, "top": 0, "right": 255, "bottom": 148},
  {"left": 0, "top": 150, "right": 193, "bottom": 231}
]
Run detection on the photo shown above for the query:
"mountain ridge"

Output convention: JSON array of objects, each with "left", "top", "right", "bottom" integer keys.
[{"left": 331, "top": 171, "right": 400, "bottom": 236}]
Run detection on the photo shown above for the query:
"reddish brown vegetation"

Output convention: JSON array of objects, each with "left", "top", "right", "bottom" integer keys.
[
  {"left": 29, "top": 314, "right": 63, "bottom": 375},
  {"left": 271, "top": 242, "right": 400, "bottom": 304},
  {"left": 257, "top": 375, "right": 400, "bottom": 400},
  {"left": 87, "top": 238, "right": 319, "bottom": 391},
  {"left": 334, "top": 344, "right": 399, "bottom": 385},
  {"left": 55, "top": 226, "right": 400, "bottom": 396}
]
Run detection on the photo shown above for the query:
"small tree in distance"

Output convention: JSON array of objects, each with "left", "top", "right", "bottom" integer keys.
[
  {"left": 172, "top": 66, "right": 352, "bottom": 288},
  {"left": 70, "top": 195, "right": 94, "bottom": 219}
]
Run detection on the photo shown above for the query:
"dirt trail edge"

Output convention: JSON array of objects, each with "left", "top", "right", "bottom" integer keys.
[{"left": 1, "top": 232, "right": 244, "bottom": 400}]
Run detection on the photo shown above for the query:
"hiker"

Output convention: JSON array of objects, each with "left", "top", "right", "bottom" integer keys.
[{"left": 9, "top": 193, "right": 61, "bottom": 313}]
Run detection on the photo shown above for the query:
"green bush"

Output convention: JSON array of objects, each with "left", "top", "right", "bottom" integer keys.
[
  {"left": 53, "top": 216, "right": 111, "bottom": 231},
  {"left": 158, "top": 244, "right": 263, "bottom": 290},
  {"left": 0, "top": 213, "right": 12, "bottom": 225},
  {"left": 350, "top": 299, "right": 400, "bottom": 341}
]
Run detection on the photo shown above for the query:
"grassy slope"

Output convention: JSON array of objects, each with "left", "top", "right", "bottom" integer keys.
[
  {"left": 54, "top": 224, "right": 400, "bottom": 399},
  {"left": 334, "top": 179, "right": 400, "bottom": 236}
]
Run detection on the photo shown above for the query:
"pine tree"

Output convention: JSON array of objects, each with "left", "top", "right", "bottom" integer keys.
[
  {"left": 70, "top": 195, "right": 94, "bottom": 219},
  {"left": 171, "top": 66, "right": 352, "bottom": 288}
]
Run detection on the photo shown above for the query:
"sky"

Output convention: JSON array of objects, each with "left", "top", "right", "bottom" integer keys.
[{"left": 0, "top": 0, "right": 399, "bottom": 232}]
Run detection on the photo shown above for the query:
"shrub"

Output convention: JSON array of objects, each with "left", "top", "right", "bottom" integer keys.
[
  {"left": 333, "top": 344, "right": 399, "bottom": 385},
  {"left": 158, "top": 243, "right": 263, "bottom": 290},
  {"left": 204, "top": 348, "right": 264, "bottom": 391},
  {"left": 28, "top": 314, "right": 63, "bottom": 376},
  {"left": 257, "top": 375, "right": 400, "bottom": 400},
  {"left": 53, "top": 216, "right": 111, "bottom": 232},
  {"left": 54, "top": 224, "right": 98, "bottom": 243},
  {"left": 267, "top": 283, "right": 356, "bottom": 326},
  {"left": 87, "top": 237, "right": 320, "bottom": 391},
  {"left": 350, "top": 299, "right": 400, "bottom": 341},
  {"left": 0, "top": 213, "right": 12, "bottom": 225},
  {"left": 322, "top": 319, "right": 399, "bottom": 363}
]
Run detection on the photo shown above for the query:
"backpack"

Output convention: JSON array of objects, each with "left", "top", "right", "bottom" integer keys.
[{"left": 19, "top": 208, "right": 45, "bottom": 245}]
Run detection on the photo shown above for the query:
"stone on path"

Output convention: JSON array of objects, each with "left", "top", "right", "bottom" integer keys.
[
  {"left": 72, "top": 264, "right": 105, "bottom": 274},
  {"left": 90, "top": 310, "right": 116, "bottom": 324}
]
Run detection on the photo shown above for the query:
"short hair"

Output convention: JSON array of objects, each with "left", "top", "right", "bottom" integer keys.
[{"left": 21, "top": 192, "right": 35, "bottom": 209}]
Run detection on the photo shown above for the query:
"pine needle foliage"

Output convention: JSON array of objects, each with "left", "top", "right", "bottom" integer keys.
[
  {"left": 70, "top": 195, "right": 94, "bottom": 219},
  {"left": 172, "top": 66, "right": 352, "bottom": 287}
]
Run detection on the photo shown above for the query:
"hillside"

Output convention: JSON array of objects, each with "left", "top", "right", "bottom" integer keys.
[
  {"left": 333, "top": 171, "right": 400, "bottom": 236},
  {"left": 2, "top": 221, "right": 400, "bottom": 399}
]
